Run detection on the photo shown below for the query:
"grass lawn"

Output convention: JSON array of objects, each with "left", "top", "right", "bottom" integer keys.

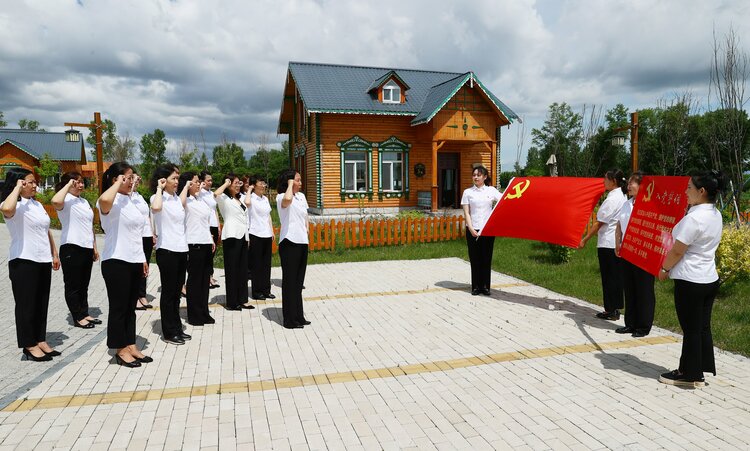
[{"left": 214, "top": 236, "right": 749, "bottom": 357}]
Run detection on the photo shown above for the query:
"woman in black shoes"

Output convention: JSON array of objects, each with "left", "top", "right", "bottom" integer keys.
[
  {"left": 247, "top": 175, "right": 275, "bottom": 301},
  {"left": 658, "top": 170, "right": 726, "bottom": 389},
  {"left": 214, "top": 174, "right": 255, "bottom": 311},
  {"left": 182, "top": 172, "right": 215, "bottom": 326},
  {"left": 131, "top": 173, "right": 155, "bottom": 310},
  {"left": 276, "top": 170, "right": 310, "bottom": 329},
  {"left": 1, "top": 168, "right": 61, "bottom": 361},
  {"left": 97, "top": 162, "right": 152, "bottom": 367},
  {"left": 198, "top": 171, "right": 221, "bottom": 289},
  {"left": 52, "top": 172, "right": 102, "bottom": 329},
  {"left": 151, "top": 164, "right": 191, "bottom": 345}
]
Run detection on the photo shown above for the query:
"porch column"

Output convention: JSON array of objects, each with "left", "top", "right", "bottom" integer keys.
[
  {"left": 431, "top": 141, "right": 439, "bottom": 211},
  {"left": 490, "top": 140, "right": 497, "bottom": 186}
]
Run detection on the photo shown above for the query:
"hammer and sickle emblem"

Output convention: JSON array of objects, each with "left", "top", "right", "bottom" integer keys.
[
  {"left": 643, "top": 180, "right": 655, "bottom": 202},
  {"left": 506, "top": 180, "right": 531, "bottom": 199}
]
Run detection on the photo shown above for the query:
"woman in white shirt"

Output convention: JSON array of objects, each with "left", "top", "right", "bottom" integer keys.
[
  {"left": 51, "top": 172, "right": 101, "bottom": 329},
  {"left": 657, "top": 170, "right": 726, "bottom": 388},
  {"left": 150, "top": 164, "right": 191, "bottom": 345},
  {"left": 97, "top": 162, "right": 151, "bottom": 367},
  {"left": 214, "top": 173, "right": 254, "bottom": 311},
  {"left": 460, "top": 165, "right": 502, "bottom": 296},
  {"left": 131, "top": 173, "right": 155, "bottom": 310},
  {"left": 580, "top": 169, "right": 627, "bottom": 320},
  {"left": 198, "top": 171, "right": 220, "bottom": 289},
  {"left": 276, "top": 170, "right": 310, "bottom": 329},
  {"left": 182, "top": 171, "right": 216, "bottom": 326},
  {"left": 1, "top": 168, "right": 61, "bottom": 362},
  {"left": 247, "top": 175, "right": 275, "bottom": 300},
  {"left": 614, "top": 172, "right": 655, "bottom": 338}
]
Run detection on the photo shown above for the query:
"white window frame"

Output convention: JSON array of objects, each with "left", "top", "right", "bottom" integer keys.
[
  {"left": 382, "top": 80, "right": 401, "bottom": 104},
  {"left": 343, "top": 151, "right": 369, "bottom": 192},
  {"left": 380, "top": 152, "right": 403, "bottom": 192}
]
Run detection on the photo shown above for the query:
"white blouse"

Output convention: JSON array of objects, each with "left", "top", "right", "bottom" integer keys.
[
  {"left": 248, "top": 193, "right": 273, "bottom": 238},
  {"left": 185, "top": 196, "right": 213, "bottom": 245},
  {"left": 617, "top": 198, "right": 635, "bottom": 237},
  {"left": 596, "top": 188, "right": 627, "bottom": 249},
  {"left": 58, "top": 193, "right": 94, "bottom": 249},
  {"left": 2, "top": 197, "right": 52, "bottom": 262},
  {"left": 151, "top": 193, "right": 188, "bottom": 252},
  {"left": 199, "top": 188, "right": 219, "bottom": 227},
  {"left": 216, "top": 193, "right": 248, "bottom": 240},
  {"left": 97, "top": 193, "right": 146, "bottom": 263},
  {"left": 131, "top": 192, "right": 153, "bottom": 238},
  {"left": 460, "top": 185, "right": 502, "bottom": 231},
  {"left": 277, "top": 192, "right": 308, "bottom": 244},
  {"left": 670, "top": 203, "right": 723, "bottom": 284}
]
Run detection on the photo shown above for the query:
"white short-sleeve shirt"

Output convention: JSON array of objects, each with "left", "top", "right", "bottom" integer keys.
[
  {"left": 216, "top": 194, "right": 248, "bottom": 240},
  {"left": 185, "top": 196, "right": 213, "bottom": 245},
  {"left": 596, "top": 188, "right": 627, "bottom": 249},
  {"left": 669, "top": 203, "right": 722, "bottom": 284},
  {"left": 151, "top": 193, "right": 188, "bottom": 252},
  {"left": 248, "top": 193, "right": 273, "bottom": 238},
  {"left": 277, "top": 192, "right": 309, "bottom": 244},
  {"left": 2, "top": 197, "right": 52, "bottom": 262},
  {"left": 199, "top": 188, "right": 219, "bottom": 227},
  {"left": 460, "top": 185, "right": 501, "bottom": 231},
  {"left": 617, "top": 198, "right": 635, "bottom": 238},
  {"left": 58, "top": 193, "right": 94, "bottom": 248},
  {"left": 97, "top": 193, "right": 146, "bottom": 263},
  {"left": 131, "top": 192, "right": 153, "bottom": 238}
]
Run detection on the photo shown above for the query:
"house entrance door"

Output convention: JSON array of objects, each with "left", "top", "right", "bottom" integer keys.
[{"left": 437, "top": 152, "right": 459, "bottom": 208}]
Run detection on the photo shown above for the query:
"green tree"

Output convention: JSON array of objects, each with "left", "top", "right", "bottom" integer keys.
[
  {"left": 198, "top": 152, "right": 210, "bottom": 171},
  {"left": 0, "top": 111, "right": 7, "bottom": 127},
  {"left": 86, "top": 119, "right": 119, "bottom": 161},
  {"left": 211, "top": 138, "right": 246, "bottom": 176},
  {"left": 530, "top": 102, "right": 583, "bottom": 176},
  {"left": 139, "top": 129, "right": 168, "bottom": 180},
  {"left": 177, "top": 140, "right": 200, "bottom": 173},
  {"left": 18, "top": 119, "right": 45, "bottom": 131},
  {"left": 246, "top": 146, "right": 290, "bottom": 185},
  {"left": 36, "top": 153, "right": 60, "bottom": 189}
]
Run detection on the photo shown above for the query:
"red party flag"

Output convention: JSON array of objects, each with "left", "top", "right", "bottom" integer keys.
[{"left": 480, "top": 177, "right": 605, "bottom": 247}]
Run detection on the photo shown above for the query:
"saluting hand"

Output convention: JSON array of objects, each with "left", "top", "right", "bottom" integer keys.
[{"left": 157, "top": 178, "right": 167, "bottom": 190}]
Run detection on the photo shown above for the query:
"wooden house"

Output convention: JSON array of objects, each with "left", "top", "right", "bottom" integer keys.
[{"left": 277, "top": 62, "right": 519, "bottom": 214}]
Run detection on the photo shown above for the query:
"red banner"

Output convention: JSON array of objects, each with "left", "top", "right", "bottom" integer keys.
[
  {"left": 619, "top": 176, "right": 690, "bottom": 275},
  {"left": 480, "top": 177, "right": 604, "bottom": 247}
]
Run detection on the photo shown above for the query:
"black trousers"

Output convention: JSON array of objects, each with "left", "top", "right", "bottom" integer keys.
[
  {"left": 622, "top": 259, "right": 655, "bottom": 333},
  {"left": 279, "top": 239, "right": 307, "bottom": 325},
  {"left": 223, "top": 238, "right": 248, "bottom": 308},
  {"left": 249, "top": 234, "right": 272, "bottom": 297},
  {"left": 209, "top": 226, "right": 219, "bottom": 276},
  {"left": 60, "top": 243, "right": 94, "bottom": 322},
  {"left": 102, "top": 259, "right": 141, "bottom": 349},
  {"left": 187, "top": 243, "right": 213, "bottom": 325},
  {"left": 674, "top": 279, "right": 719, "bottom": 380},
  {"left": 138, "top": 237, "right": 154, "bottom": 300},
  {"left": 9, "top": 258, "right": 51, "bottom": 348},
  {"left": 597, "top": 248, "right": 624, "bottom": 312},
  {"left": 156, "top": 249, "right": 187, "bottom": 337},
  {"left": 466, "top": 228, "right": 495, "bottom": 291}
]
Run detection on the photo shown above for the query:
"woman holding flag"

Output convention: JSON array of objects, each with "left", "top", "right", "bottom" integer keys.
[
  {"left": 580, "top": 169, "right": 627, "bottom": 320},
  {"left": 461, "top": 165, "right": 501, "bottom": 296},
  {"left": 657, "top": 170, "right": 725, "bottom": 388}
]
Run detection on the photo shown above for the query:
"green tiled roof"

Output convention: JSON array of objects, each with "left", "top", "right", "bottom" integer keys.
[
  {"left": 0, "top": 129, "right": 86, "bottom": 162},
  {"left": 284, "top": 62, "right": 518, "bottom": 125}
]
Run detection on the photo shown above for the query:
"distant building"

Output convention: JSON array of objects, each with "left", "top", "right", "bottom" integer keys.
[{"left": 277, "top": 62, "right": 519, "bottom": 215}]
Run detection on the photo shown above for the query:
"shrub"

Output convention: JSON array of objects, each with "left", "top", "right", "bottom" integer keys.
[
  {"left": 716, "top": 224, "right": 750, "bottom": 285},
  {"left": 34, "top": 189, "right": 55, "bottom": 204},
  {"left": 547, "top": 243, "right": 573, "bottom": 263}
]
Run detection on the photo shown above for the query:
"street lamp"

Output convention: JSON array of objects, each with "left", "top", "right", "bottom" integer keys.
[
  {"left": 64, "top": 127, "right": 81, "bottom": 142},
  {"left": 610, "top": 111, "right": 639, "bottom": 173}
]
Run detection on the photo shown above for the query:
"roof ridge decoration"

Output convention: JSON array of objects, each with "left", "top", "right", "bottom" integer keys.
[{"left": 288, "top": 61, "right": 462, "bottom": 77}]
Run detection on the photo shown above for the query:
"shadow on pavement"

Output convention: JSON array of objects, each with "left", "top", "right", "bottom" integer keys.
[
  {"left": 594, "top": 352, "right": 670, "bottom": 380},
  {"left": 262, "top": 307, "right": 284, "bottom": 326}
]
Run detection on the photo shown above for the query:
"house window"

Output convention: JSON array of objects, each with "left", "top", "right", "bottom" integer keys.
[
  {"left": 337, "top": 136, "right": 373, "bottom": 200},
  {"left": 380, "top": 153, "right": 403, "bottom": 191},
  {"left": 382, "top": 80, "right": 401, "bottom": 104},
  {"left": 343, "top": 151, "right": 368, "bottom": 191},
  {"left": 377, "top": 136, "right": 411, "bottom": 200}
]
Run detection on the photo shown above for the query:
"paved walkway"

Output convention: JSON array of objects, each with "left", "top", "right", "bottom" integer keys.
[{"left": 1, "top": 226, "right": 750, "bottom": 450}]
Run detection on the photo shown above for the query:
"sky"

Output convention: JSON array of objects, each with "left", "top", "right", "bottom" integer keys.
[{"left": 0, "top": 0, "right": 748, "bottom": 170}]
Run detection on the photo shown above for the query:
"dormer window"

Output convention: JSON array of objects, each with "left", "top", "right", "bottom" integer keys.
[{"left": 382, "top": 80, "right": 401, "bottom": 104}]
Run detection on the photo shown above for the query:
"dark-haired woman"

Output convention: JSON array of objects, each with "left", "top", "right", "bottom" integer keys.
[
  {"left": 247, "top": 175, "right": 275, "bottom": 300},
  {"left": 1, "top": 168, "right": 61, "bottom": 361},
  {"left": 580, "top": 170, "right": 627, "bottom": 320},
  {"left": 658, "top": 170, "right": 725, "bottom": 388},
  {"left": 183, "top": 172, "right": 215, "bottom": 326},
  {"left": 614, "top": 172, "right": 655, "bottom": 337},
  {"left": 51, "top": 172, "right": 101, "bottom": 329},
  {"left": 215, "top": 174, "right": 254, "bottom": 310},
  {"left": 461, "top": 165, "right": 501, "bottom": 296},
  {"left": 131, "top": 173, "right": 155, "bottom": 310},
  {"left": 151, "top": 164, "right": 190, "bottom": 345},
  {"left": 97, "top": 162, "right": 151, "bottom": 367},
  {"left": 198, "top": 171, "right": 220, "bottom": 289},
  {"left": 276, "top": 170, "right": 310, "bottom": 329}
]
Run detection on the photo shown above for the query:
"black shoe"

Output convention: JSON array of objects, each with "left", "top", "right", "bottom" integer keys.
[
  {"left": 115, "top": 354, "right": 141, "bottom": 368},
  {"left": 43, "top": 350, "right": 62, "bottom": 357},
  {"left": 162, "top": 336, "right": 185, "bottom": 345},
  {"left": 283, "top": 323, "right": 304, "bottom": 329},
  {"left": 135, "top": 355, "right": 153, "bottom": 363},
  {"left": 481, "top": 288, "right": 491, "bottom": 296},
  {"left": 471, "top": 289, "right": 481, "bottom": 296},
  {"left": 88, "top": 318, "right": 103, "bottom": 325},
  {"left": 225, "top": 305, "right": 242, "bottom": 311},
  {"left": 204, "top": 316, "right": 216, "bottom": 324},
  {"left": 241, "top": 304, "right": 256, "bottom": 310},
  {"left": 615, "top": 326, "right": 634, "bottom": 334},
  {"left": 188, "top": 322, "right": 204, "bottom": 327},
  {"left": 300, "top": 319, "right": 311, "bottom": 325},
  {"left": 74, "top": 320, "right": 95, "bottom": 329},
  {"left": 632, "top": 330, "right": 649, "bottom": 338},
  {"left": 659, "top": 369, "right": 705, "bottom": 388},
  {"left": 264, "top": 293, "right": 276, "bottom": 299},
  {"left": 596, "top": 310, "right": 620, "bottom": 321},
  {"left": 251, "top": 294, "right": 266, "bottom": 300},
  {"left": 23, "top": 349, "right": 52, "bottom": 362},
  {"left": 209, "top": 283, "right": 220, "bottom": 289},
  {"left": 179, "top": 332, "right": 192, "bottom": 341}
]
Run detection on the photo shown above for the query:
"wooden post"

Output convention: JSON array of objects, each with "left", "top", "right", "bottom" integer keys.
[
  {"left": 630, "top": 111, "right": 639, "bottom": 173},
  {"left": 94, "top": 112, "right": 103, "bottom": 192},
  {"left": 431, "top": 141, "right": 438, "bottom": 212},
  {"left": 490, "top": 141, "right": 497, "bottom": 186}
]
